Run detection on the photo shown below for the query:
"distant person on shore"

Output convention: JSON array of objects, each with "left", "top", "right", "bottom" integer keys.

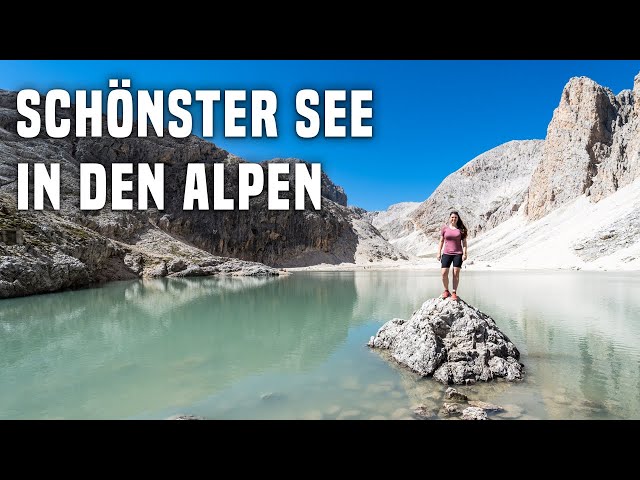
[{"left": 436, "top": 211, "right": 468, "bottom": 301}]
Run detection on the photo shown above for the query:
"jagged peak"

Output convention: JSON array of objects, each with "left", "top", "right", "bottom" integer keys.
[
  {"left": 261, "top": 157, "right": 347, "bottom": 206},
  {"left": 560, "top": 75, "right": 616, "bottom": 107}
]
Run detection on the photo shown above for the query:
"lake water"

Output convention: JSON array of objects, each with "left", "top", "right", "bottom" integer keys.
[{"left": 1, "top": 270, "right": 639, "bottom": 420}]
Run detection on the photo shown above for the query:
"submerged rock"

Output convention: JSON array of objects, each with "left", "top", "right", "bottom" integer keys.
[
  {"left": 412, "top": 405, "right": 437, "bottom": 419},
  {"left": 167, "top": 414, "right": 206, "bottom": 420},
  {"left": 498, "top": 404, "right": 524, "bottom": 419},
  {"left": 445, "top": 387, "right": 468, "bottom": 402},
  {"left": 462, "top": 407, "right": 488, "bottom": 420},
  {"left": 260, "top": 392, "right": 285, "bottom": 401},
  {"left": 468, "top": 400, "right": 504, "bottom": 412},
  {"left": 368, "top": 297, "right": 524, "bottom": 385},
  {"left": 441, "top": 403, "right": 463, "bottom": 416}
]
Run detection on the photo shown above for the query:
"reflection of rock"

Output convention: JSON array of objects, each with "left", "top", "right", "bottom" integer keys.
[
  {"left": 0, "top": 273, "right": 361, "bottom": 418},
  {"left": 351, "top": 270, "right": 438, "bottom": 323},
  {"left": 462, "top": 407, "right": 487, "bottom": 420},
  {"left": 368, "top": 297, "right": 524, "bottom": 384},
  {"left": 461, "top": 271, "right": 640, "bottom": 419}
]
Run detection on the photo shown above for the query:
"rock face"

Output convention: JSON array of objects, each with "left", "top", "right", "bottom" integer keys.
[
  {"left": 412, "top": 140, "right": 544, "bottom": 241},
  {"left": 445, "top": 387, "right": 468, "bottom": 402},
  {"left": 376, "top": 140, "right": 544, "bottom": 256},
  {"left": 527, "top": 74, "right": 640, "bottom": 220},
  {"left": 0, "top": 193, "right": 279, "bottom": 298},
  {"left": 349, "top": 209, "right": 410, "bottom": 263},
  {"left": 368, "top": 297, "right": 524, "bottom": 384},
  {"left": 363, "top": 71, "right": 640, "bottom": 267},
  {"left": 462, "top": 72, "right": 640, "bottom": 269},
  {"left": 461, "top": 407, "right": 487, "bottom": 420},
  {"left": 365, "top": 202, "right": 420, "bottom": 241},
  {"left": 0, "top": 89, "right": 400, "bottom": 297}
]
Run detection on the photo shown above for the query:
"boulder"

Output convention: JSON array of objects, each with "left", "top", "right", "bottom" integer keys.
[
  {"left": 368, "top": 297, "right": 524, "bottom": 384},
  {"left": 461, "top": 407, "right": 488, "bottom": 420}
]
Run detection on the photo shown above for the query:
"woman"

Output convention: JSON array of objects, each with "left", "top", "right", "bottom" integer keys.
[{"left": 436, "top": 211, "right": 468, "bottom": 300}]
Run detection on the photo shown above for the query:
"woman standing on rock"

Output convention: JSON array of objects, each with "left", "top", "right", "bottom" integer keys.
[{"left": 437, "top": 211, "right": 468, "bottom": 300}]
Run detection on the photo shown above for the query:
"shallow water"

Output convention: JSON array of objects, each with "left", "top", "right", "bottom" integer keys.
[{"left": 1, "top": 270, "right": 639, "bottom": 420}]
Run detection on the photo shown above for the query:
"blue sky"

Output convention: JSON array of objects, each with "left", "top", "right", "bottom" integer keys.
[{"left": 2, "top": 60, "right": 639, "bottom": 211}]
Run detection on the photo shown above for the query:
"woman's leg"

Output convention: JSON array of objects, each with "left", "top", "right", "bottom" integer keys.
[
  {"left": 441, "top": 268, "right": 450, "bottom": 291},
  {"left": 452, "top": 267, "right": 461, "bottom": 292}
]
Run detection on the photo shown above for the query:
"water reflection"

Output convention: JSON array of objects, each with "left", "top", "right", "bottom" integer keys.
[
  {"left": 1, "top": 270, "right": 639, "bottom": 419},
  {"left": 458, "top": 271, "right": 640, "bottom": 419},
  {"left": 0, "top": 275, "right": 362, "bottom": 419}
]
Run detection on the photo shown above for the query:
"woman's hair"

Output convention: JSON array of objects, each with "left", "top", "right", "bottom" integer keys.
[{"left": 448, "top": 211, "right": 467, "bottom": 240}]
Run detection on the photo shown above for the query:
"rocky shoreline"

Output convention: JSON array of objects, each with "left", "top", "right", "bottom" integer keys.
[
  {"left": 0, "top": 194, "right": 281, "bottom": 299},
  {"left": 0, "top": 87, "right": 409, "bottom": 299}
]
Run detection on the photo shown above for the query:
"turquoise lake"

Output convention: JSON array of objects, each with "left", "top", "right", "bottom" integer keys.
[{"left": 1, "top": 270, "right": 639, "bottom": 420}]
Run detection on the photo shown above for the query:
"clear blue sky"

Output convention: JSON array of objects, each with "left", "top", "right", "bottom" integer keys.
[{"left": 2, "top": 60, "right": 639, "bottom": 211}]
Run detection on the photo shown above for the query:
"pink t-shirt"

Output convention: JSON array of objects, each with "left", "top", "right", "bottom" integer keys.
[{"left": 441, "top": 225, "right": 463, "bottom": 255}]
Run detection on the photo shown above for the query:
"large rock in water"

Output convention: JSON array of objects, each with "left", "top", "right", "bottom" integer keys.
[{"left": 367, "top": 297, "right": 523, "bottom": 384}]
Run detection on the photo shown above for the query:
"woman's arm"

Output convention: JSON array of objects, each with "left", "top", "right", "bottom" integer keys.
[
  {"left": 462, "top": 238, "right": 468, "bottom": 260},
  {"left": 437, "top": 237, "right": 444, "bottom": 260}
]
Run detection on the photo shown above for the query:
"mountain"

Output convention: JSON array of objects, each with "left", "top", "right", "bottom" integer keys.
[
  {"left": 364, "top": 202, "right": 420, "bottom": 239},
  {"left": 373, "top": 140, "right": 545, "bottom": 256},
  {"left": 376, "top": 71, "right": 640, "bottom": 269},
  {"left": 0, "top": 90, "right": 406, "bottom": 298},
  {"left": 526, "top": 74, "right": 640, "bottom": 219},
  {"left": 470, "top": 73, "right": 640, "bottom": 269}
]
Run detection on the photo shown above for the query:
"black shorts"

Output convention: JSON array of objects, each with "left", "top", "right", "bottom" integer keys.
[{"left": 441, "top": 254, "right": 463, "bottom": 268}]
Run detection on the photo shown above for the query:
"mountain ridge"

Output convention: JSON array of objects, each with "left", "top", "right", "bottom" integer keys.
[
  {"left": 0, "top": 89, "right": 406, "bottom": 298},
  {"left": 369, "top": 71, "right": 640, "bottom": 268}
]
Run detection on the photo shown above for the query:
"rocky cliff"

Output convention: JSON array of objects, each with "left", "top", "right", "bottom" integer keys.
[
  {"left": 436, "top": 72, "right": 640, "bottom": 268},
  {"left": 372, "top": 140, "right": 544, "bottom": 256},
  {"left": 372, "top": 72, "right": 640, "bottom": 265},
  {"left": 0, "top": 89, "right": 403, "bottom": 298},
  {"left": 364, "top": 202, "right": 420, "bottom": 241},
  {"left": 526, "top": 73, "right": 640, "bottom": 220}
]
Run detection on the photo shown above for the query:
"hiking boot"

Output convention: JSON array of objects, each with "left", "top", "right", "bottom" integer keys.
[
  {"left": 451, "top": 292, "right": 458, "bottom": 301},
  {"left": 442, "top": 290, "right": 451, "bottom": 299}
]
